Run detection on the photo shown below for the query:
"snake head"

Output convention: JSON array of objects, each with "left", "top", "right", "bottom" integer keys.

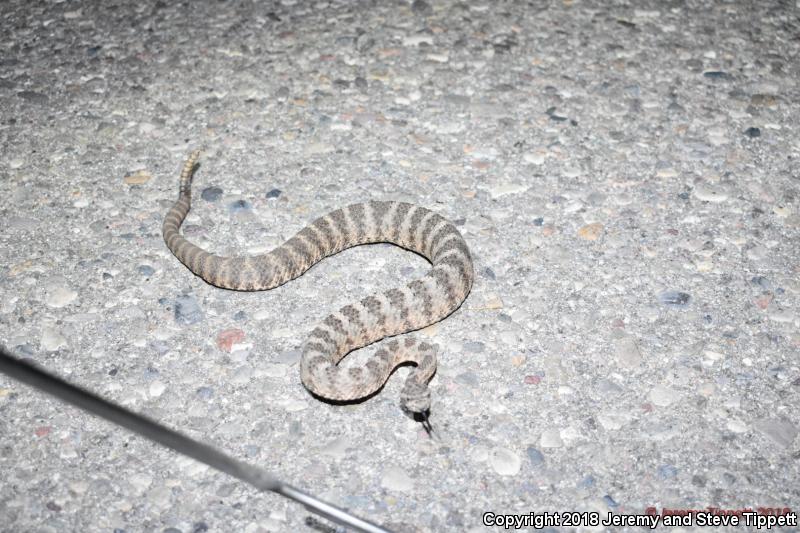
[{"left": 400, "top": 379, "right": 431, "bottom": 414}]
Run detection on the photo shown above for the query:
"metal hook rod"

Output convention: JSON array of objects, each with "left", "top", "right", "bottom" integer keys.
[{"left": 0, "top": 346, "right": 394, "bottom": 533}]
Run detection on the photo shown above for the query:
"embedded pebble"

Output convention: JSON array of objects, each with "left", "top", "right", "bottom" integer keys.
[
  {"left": 524, "top": 375, "right": 541, "bottom": 385},
  {"left": 46, "top": 286, "right": 77, "bottom": 308},
  {"left": 403, "top": 34, "right": 434, "bottom": 47},
  {"left": 703, "top": 70, "right": 730, "bottom": 79},
  {"left": 768, "top": 311, "right": 796, "bottom": 323},
  {"left": 649, "top": 385, "right": 680, "bottom": 407},
  {"left": 216, "top": 328, "right": 246, "bottom": 352},
  {"left": 319, "top": 437, "right": 350, "bottom": 460},
  {"left": 614, "top": 336, "right": 642, "bottom": 367},
  {"left": 658, "top": 291, "right": 691, "bottom": 308},
  {"left": 598, "top": 411, "right": 631, "bottom": 431},
  {"left": 489, "top": 447, "right": 521, "bottom": 476},
  {"left": 753, "top": 418, "right": 797, "bottom": 448},
  {"left": 123, "top": 170, "right": 151, "bottom": 185},
  {"left": 523, "top": 152, "right": 546, "bottom": 165},
  {"left": 455, "top": 371, "right": 479, "bottom": 387},
  {"left": 228, "top": 199, "right": 252, "bottom": 214},
  {"left": 149, "top": 380, "right": 166, "bottom": 398},
  {"left": 746, "top": 245, "right": 769, "bottom": 262},
  {"left": 693, "top": 183, "right": 728, "bottom": 202},
  {"left": 658, "top": 465, "right": 678, "bottom": 479},
  {"left": 201, "top": 187, "right": 223, "bottom": 202},
  {"left": 381, "top": 466, "right": 415, "bottom": 492},
  {"left": 265, "top": 188, "right": 282, "bottom": 199},
  {"left": 540, "top": 429, "right": 563, "bottom": 448},
  {"left": 463, "top": 341, "right": 485, "bottom": 353},
  {"left": 129, "top": 472, "right": 153, "bottom": 494},
  {"left": 275, "top": 348, "right": 301, "bottom": 365},
  {"left": 726, "top": 419, "right": 748, "bottom": 433},
  {"left": 489, "top": 183, "right": 527, "bottom": 198},
  {"left": 772, "top": 205, "right": 791, "bottom": 217},
  {"left": 137, "top": 265, "right": 155, "bottom": 277},
  {"left": 253, "top": 309, "right": 272, "bottom": 321},
  {"left": 41, "top": 326, "right": 67, "bottom": 351},
  {"left": 577, "top": 222, "right": 603, "bottom": 241},
  {"left": 174, "top": 295, "right": 203, "bottom": 325},
  {"left": 196, "top": 386, "right": 214, "bottom": 400},
  {"left": 526, "top": 447, "right": 545, "bottom": 466},
  {"left": 411, "top": 0, "right": 432, "bottom": 14}
]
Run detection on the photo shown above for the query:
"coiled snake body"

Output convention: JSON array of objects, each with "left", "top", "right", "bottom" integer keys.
[{"left": 163, "top": 152, "right": 474, "bottom": 416}]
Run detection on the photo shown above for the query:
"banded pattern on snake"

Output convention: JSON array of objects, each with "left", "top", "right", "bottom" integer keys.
[{"left": 162, "top": 151, "right": 474, "bottom": 416}]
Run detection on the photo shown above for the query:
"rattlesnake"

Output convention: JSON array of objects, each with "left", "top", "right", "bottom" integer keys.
[{"left": 162, "top": 151, "right": 474, "bottom": 419}]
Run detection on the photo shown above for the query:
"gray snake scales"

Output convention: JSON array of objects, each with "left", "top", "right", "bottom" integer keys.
[{"left": 162, "top": 151, "right": 474, "bottom": 416}]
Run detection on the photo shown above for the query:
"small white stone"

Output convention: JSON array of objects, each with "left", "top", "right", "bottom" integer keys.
[
  {"left": 253, "top": 309, "right": 272, "bottom": 320},
  {"left": 489, "top": 447, "right": 521, "bottom": 476},
  {"left": 427, "top": 52, "right": 449, "bottom": 63},
  {"left": 381, "top": 466, "right": 415, "bottom": 492},
  {"left": 69, "top": 480, "right": 89, "bottom": 494},
  {"left": 149, "top": 380, "right": 166, "bottom": 398},
  {"left": 598, "top": 411, "right": 630, "bottom": 431},
  {"left": 470, "top": 445, "right": 489, "bottom": 462},
  {"left": 697, "top": 382, "right": 716, "bottom": 397},
  {"left": 147, "top": 485, "right": 171, "bottom": 508},
  {"left": 655, "top": 167, "right": 678, "bottom": 178},
  {"left": 46, "top": 286, "right": 77, "bottom": 308},
  {"left": 116, "top": 499, "right": 133, "bottom": 512},
  {"left": 304, "top": 142, "right": 334, "bottom": 155},
  {"left": 727, "top": 419, "right": 748, "bottom": 433},
  {"left": 319, "top": 437, "right": 349, "bottom": 460},
  {"left": 433, "top": 121, "right": 465, "bottom": 134},
  {"left": 746, "top": 245, "right": 769, "bottom": 261},
  {"left": 9, "top": 158, "right": 24, "bottom": 169},
  {"left": 649, "top": 384, "right": 680, "bottom": 407},
  {"left": 41, "top": 326, "right": 67, "bottom": 351},
  {"left": 403, "top": 34, "right": 434, "bottom": 47},
  {"left": 523, "top": 152, "right": 545, "bottom": 165},
  {"left": 540, "top": 429, "right": 563, "bottom": 448},
  {"left": 695, "top": 259, "right": 713, "bottom": 272},
  {"left": 489, "top": 183, "right": 528, "bottom": 198},
  {"left": 330, "top": 122, "right": 352, "bottom": 131},
  {"left": 693, "top": 183, "right": 728, "bottom": 202},
  {"left": 129, "top": 472, "right": 153, "bottom": 494},
  {"left": 615, "top": 336, "right": 642, "bottom": 368},
  {"left": 281, "top": 398, "right": 308, "bottom": 412}
]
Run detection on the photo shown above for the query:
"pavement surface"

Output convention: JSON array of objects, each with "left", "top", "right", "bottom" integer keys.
[{"left": 1, "top": 1, "right": 799, "bottom": 532}]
